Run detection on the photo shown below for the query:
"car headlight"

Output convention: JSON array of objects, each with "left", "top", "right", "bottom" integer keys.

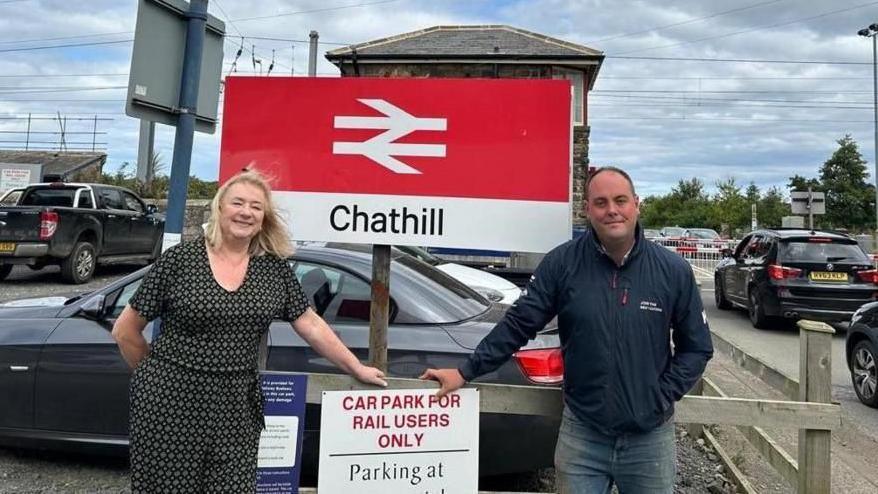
[{"left": 473, "top": 286, "right": 504, "bottom": 303}]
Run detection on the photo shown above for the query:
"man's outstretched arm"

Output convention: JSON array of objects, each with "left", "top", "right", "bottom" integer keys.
[{"left": 421, "top": 249, "right": 563, "bottom": 394}]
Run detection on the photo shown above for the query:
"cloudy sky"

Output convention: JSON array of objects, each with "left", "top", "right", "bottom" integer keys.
[{"left": 0, "top": 0, "right": 876, "bottom": 197}]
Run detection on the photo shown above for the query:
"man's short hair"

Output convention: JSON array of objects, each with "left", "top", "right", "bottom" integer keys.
[{"left": 585, "top": 166, "right": 637, "bottom": 200}]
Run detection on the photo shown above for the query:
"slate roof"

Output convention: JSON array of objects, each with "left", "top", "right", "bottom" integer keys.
[
  {"left": 0, "top": 150, "right": 106, "bottom": 178},
  {"left": 326, "top": 25, "right": 603, "bottom": 60}
]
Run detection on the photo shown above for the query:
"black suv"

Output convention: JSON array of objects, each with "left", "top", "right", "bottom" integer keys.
[{"left": 714, "top": 228, "right": 877, "bottom": 328}]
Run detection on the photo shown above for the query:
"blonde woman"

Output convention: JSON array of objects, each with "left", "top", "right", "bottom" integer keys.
[{"left": 112, "top": 169, "right": 386, "bottom": 493}]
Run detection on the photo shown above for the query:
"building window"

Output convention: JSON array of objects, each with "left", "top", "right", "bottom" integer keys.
[{"left": 552, "top": 68, "right": 584, "bottom": 125}]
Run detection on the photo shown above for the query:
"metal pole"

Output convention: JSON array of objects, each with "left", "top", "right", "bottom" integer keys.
[
  {"left": 92, "top": 115, "right": 98, "bottom": 152},
  {"left": 24, "top": 113, "right": 30, "bottom": 151},
  {"left": 165, "top": 0, "right": 208, "bottom": 253},
  {"left": 872, "top": 34, "right": 877, "bottom": 244},
  {"left": 308, "top": 30, "right": 318, "bottom": 76},
  {"left": 808, "top": 186, "right": 814, "bottom": 230},
  {"left": 136, "top": 120, "right": 155, "bottom": 185}
]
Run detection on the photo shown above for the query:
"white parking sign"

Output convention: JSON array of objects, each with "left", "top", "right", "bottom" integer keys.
[{"left": 317, "top": 388, "right": 479, "bottom": 494}]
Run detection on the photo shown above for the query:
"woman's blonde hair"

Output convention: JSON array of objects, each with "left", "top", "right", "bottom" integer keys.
[{"left": 204, "top": 168, "right": 293, "bottom": 257}]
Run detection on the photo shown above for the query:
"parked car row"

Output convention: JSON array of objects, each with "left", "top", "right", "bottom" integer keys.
[
  {"left": 0, "top": 242, "right": 560, "bottom": 476},
  {"left": 645, "top": 226, "right": 731, "bottom": 250}
]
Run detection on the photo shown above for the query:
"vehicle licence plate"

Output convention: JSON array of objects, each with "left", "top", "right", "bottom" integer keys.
[
  {"left": 0, "top": 242, "right": 14, "bottom": 253},
  {"left": 809, "top": 271, "right": 847, "bottom": 282}
]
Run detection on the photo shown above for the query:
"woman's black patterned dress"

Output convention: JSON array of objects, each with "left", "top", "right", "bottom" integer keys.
[{"left": 127, "top": 240, "right": 309, "bottom": 493}]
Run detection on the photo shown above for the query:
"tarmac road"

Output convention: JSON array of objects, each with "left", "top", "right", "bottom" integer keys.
[
  {"left": 0, "top": 264, "right": 144, "bottom": 303},
  {"left": 700, "top": 277, "right": 878, "bottom": 443}
]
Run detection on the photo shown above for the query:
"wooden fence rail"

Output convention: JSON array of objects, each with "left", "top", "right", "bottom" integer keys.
[
  {"left": 701, "top": 376, "right": 799, "bottom": 487},
  {"left": 297, "top": 320, "right": 839, "bottom": 493},
  {"left": 303, "top": 373, "right": 840, "bottom": 432},
  {"left": 687, "top": 320, "right": 838, "bottom": 494}
]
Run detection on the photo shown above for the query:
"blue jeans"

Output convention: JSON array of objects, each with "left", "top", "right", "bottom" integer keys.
[{"left": 554, "top": 406, "right": 676, "bottom": 494}]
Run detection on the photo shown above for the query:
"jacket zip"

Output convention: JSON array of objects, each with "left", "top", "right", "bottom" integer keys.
[{"left": 612, "top": 270, "right": 629, "bottom": 305}]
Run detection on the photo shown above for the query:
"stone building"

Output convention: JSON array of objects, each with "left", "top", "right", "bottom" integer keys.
[
  {"left": 0, "top": 150, "right": 106, "bottom": 183},
  {"left": 325, "top": 25, "right": 604, "bottom": 225}
]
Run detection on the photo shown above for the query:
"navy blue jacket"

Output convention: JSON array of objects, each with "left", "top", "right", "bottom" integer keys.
[{"left": 459, "top": 226, "right": 713, "bottom": 434}]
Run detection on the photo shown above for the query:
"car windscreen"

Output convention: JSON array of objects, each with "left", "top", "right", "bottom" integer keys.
[
  {"left": 390, "top": 253, "right": 490, "bottom": 323},
  {"left": 778, "top": 239, "right": 869, "bottom": 263},
  {"left": 0, "top": 190, "right": 22, "bottom": 205},
  {"left": 20, "top": 187, "right": 77, "bottom": 207},
  {"left": 663, "top": 227, "right": 685, "bottom": 236}
]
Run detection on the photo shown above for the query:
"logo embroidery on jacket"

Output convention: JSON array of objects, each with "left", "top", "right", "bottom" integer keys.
[{"left": 639, "top": 300, "right": 663, "bottom": 313}]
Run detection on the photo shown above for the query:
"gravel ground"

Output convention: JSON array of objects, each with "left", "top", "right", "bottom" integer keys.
[{"left": 0, "top": 264, "right": 145, "bottom": 303}]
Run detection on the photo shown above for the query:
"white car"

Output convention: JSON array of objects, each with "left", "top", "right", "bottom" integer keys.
[{"left": 395, "top": 245, "right": 522, "bottom": 305}]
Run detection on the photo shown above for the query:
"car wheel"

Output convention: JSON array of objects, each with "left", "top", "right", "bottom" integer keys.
[
  {"left": 852, "top": 339, "right": 878, "bottom": 408},
  {"left": 747, "top": 287, "right": 770, "bottom": 329},
  {"left": 714, "top": 276, "right": 732, "bottom": 310},
  {"left": 0, "top": 264, "right": 11, "bottom": 281},
  {"left": 61, "top": 241, "right": 96, "bottom": 284}
]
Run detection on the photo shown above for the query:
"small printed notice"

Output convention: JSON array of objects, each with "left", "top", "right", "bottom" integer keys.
[
  {"left": 0, "top": 168, "right": 31, "bottom": 192},
  {"left": 318, "top": 388, "right": 479, "bottom": 494},
  {"left": 256, "top": 373, "right": 308, "bottom": 494}
]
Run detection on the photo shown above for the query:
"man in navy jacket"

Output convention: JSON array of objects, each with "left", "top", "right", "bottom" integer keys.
[{"left": 421, "top": 166, "right": 713, "bottom": 493}]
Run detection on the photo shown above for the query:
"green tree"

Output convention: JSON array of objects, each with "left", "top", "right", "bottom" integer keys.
[
  {"left": 788, "top": 174, "right": 821, "bottom": 192},
  {"left": 641, "top": 179, "right": 709, "bottom": 229},
  {"left": 819, "top": 135, "right": 875, "bottom": 230},
  {"left": 667, "top": 178, "right": 711, "bottom": 227},
  {"left": 757, "top": 186, "right": 787, "bottom": 228},
  {"left": 745, "top": 183, "right": 760, "bottom": 204},
  {"left": 79, "top": 162, "right": 218, "bottom": 200},
  {"left": 710, "top": 178, "right": 748, "bottom": 234},
  {"left": 639, "top": 175, "right": 818, "bottom": 235}
]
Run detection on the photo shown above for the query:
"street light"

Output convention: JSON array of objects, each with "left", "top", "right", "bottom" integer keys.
[{"left": 859, "top": 23, "right": 878, "bottom": 248}]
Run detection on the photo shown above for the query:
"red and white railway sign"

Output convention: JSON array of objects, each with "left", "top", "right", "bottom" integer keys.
[{"left": 220, "top": 76, "right": 572, "bottom": 252}]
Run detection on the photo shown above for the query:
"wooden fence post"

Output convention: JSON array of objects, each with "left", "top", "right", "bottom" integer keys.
[
  {"left": 685, "top": 378, "right": 704, "bottom": 439},
  {"left": 797, "top": 319, "right": 835, "bottom": 494}
]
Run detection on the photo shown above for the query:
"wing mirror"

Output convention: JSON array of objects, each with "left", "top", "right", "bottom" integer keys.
[
  {"left": 146, "top": 204, "right": 159, "bottom": 215},
  {"left": 79, "top": 294, "right": 106, "bottom": 319},
  {"left": 720, "top": 248, "right": 733, "bottom": 259}
]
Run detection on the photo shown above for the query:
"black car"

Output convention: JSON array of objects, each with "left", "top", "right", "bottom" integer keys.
[
  {"left": 714, "top": 228, "right": 878, "bottom": 328},
  {"left": 0, "top": 244, "right": 560, "bottom": 476},
  {"left": 0, "top": 183, "right": 165, "bottom": 283},
  {"left": 847, "top": 302, "right": 878, "bottom": 407}
]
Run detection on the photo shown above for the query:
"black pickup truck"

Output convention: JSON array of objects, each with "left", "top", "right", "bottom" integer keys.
[{"left": 0, "top": 183, "right": 164, "bottom": 283}]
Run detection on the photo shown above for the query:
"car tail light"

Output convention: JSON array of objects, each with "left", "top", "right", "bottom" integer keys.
[
  {"left": 39, "top": 211, "right": 58, "bottom": 240},
  {"left": 513, "top": 348, "right": 564, "bottom": 384},
  {"left": 808, "top": 237, "right": 832, "bottom": 243},
  {"left": 856, "top": 269, "right": 878, "bottom": 284},
  {"left": 768, "top": 264, "right": 802, "bottom": 280}
]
